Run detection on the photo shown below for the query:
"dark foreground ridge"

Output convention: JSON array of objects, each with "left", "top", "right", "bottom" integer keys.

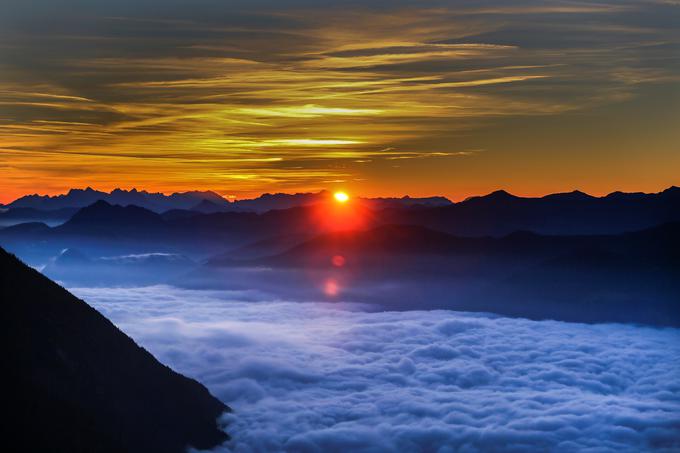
[{"left": 1, "top": 247, "right": 229, "bottom": 453}]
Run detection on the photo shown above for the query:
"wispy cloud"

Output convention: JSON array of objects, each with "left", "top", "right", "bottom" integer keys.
[{"left": 0, "top": 0, "right": 678, "bottom": 201}]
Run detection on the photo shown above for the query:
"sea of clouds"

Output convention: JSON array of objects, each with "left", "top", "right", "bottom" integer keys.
[{"left": 71, "top": 285, "right": 680, "bottom": 453}]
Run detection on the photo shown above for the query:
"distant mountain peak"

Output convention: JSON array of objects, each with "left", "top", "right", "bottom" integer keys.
[
  {"left": 89, "top": 199, "right": 112, "bottom": 208},
  {"left": 8, "top": 187, "right": 230, "bottom": 213},
  {"left": 63, "top": 201, "right": 164, "bottom": 231},
  {"left": 543, "top": 190, "right": 594, "bottom": 200},
  {"left": 192, "top": 199, "right": 230, "bottom": 214},
  {"left": 68, "top": 186, "right": 98, "bottom": 194},
  {"left": 605, "top": 190, "right": 647, "bottom": 200},
  {"left": 463, "top": 189, "right": 518, "bottom": 203},
  {"left": 488, "top": 189, "right": 517, "bottom": 198}
]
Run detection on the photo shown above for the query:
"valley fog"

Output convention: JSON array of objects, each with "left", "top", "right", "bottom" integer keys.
[{"left": 72, "top": 285, "right": 680, "bottom": 453}]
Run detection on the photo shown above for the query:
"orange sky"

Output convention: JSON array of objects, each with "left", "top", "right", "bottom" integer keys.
[{"left": 1, "top": 1, "right": 679, "bottom": 204}]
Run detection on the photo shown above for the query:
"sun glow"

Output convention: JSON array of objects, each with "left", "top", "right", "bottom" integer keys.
[{"left": 334, "top": 191, "right": 350, "bottom": 203}]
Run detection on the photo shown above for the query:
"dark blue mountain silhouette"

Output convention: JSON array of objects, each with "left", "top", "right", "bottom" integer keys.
[
  {"left": 0, "top": 207, "right": 77, "bottom": 226},
  {"left": 381, "top": 186, "right": 680, "bottom": 236},
  {"left": 7, "top": 187, "right": 231, "bottom": 213},
  {"left": 1, "top": 247, "right": 228, "bottom": 453},
  {"left": 59, "top": 200, "right": 165, "bottom": 234},
  {"left": 203, "top": 223, "right": 680, "bottom": 326},
  {"left": 1, "top": 186, "right": 679, "bottom": 275}
]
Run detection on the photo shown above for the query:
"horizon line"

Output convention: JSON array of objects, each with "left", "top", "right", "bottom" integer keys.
[{"left": 2, "top": 184, "right": 679, "bottom": 207}]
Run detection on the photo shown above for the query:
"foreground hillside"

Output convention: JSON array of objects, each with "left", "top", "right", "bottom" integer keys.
[{"left": 1, "top": 247, "right": 229, "bottom": 453}]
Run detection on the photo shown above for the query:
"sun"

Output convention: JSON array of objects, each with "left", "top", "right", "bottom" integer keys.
[{"left": 334, "top": 191, "right": 349, "bottom": 203}]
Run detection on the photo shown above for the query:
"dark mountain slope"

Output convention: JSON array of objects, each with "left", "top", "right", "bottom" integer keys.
[{"left": 1, "top": 247, "right": 228, "bottom": 453}]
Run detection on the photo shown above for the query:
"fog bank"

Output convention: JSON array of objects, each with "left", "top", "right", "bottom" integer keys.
[{"left": 72, "top": 286, "right": 680, "bottom": 452}]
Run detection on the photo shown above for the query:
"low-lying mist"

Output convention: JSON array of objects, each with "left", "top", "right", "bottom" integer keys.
[{"left": 72, "top": 285, "right": 680, "bottom": 452}]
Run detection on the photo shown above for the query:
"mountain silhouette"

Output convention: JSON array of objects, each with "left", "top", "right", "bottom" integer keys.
[
  {"left": 56, "top": 186, "right": 679, "bottom": 241},
  {"left": 191, "top": 199, "right": 232, "bottom": 214},
  {"left": 1, "top": 247, "right": 228, "bottom": 453},
  {"left": 229, "top": 191, "right": 453, "bottom": 213},
  {"left": 7, "top": 187, "right": 677, "bottom": 237},
  {"left": 231, "top": 190, "right": 330, "bottom": 213},
  {"left": 2, "top": 186, "right": 679, "bottom": 268},
  {"left": 0, "top": 206, "right": 77, "bottom": 227},
  {"left": 1, "top": 221, "right": 51, "bottom": 235},
  {"left": 58, "top": 201, "right": 166, "bottom": 236},
  {"left": 235, "top": 222, "right": 680, "bottom": 270},
  {"left": 210, "top": 232, "right": 312, "bottom": 262},
  {"left": 255, "top": 225, "right": 489, "bottom": 268},
  {"left": 5, "top": 187, "right": 453, "bottom": 217},
  {"left": 381, "top": 186, "right": 680, "bottom": 236},
  {"left": 203, "top": 223, "right": 680, "bottom": 326},
  {"left": 362, "top": 195, "right": 452, "bottom": 209},
  {"left": 7, "top": 187, "right": 231, "bottom": 213}
]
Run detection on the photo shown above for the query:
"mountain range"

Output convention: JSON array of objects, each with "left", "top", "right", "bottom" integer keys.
[
  {"left": 1, "top": 247, "right": 228, "bottom": 453},
  {"left": 200, "top": 223, "right": 680, "bottom": 326},
  {"left": 1, "top": 186, "right": 678, "bottom": 262},
  {"left": 2, "top": 186, "right": 677, "bottom": 234},
  {"left": 1, "top": 186, "right": 678, "bottom": 326},
  {"left": 1, "top": 187, "right": 453, "bottom": 216},
  {"left": 3, "top": 187, "right": 231, "bottom": 213},
  {"left": 380, "top": 186, "right": 680, "bottom": 236}
]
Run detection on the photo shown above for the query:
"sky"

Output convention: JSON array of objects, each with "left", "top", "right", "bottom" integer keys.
[
  {"left": 1, "top": 0, "right": 679, "bottom": 203},
  {"left": 73, "top": 285, "right": 680, "bottom": 452}
]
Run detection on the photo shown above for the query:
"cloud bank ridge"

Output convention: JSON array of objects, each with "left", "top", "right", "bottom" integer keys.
[{"left": 72, "top": 286, "right": 680, "bottom": 452}]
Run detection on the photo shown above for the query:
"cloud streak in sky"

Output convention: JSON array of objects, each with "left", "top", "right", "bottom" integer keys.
[
  {"left": 72, "top": 285, "right": 680, "bottom": 452},
  {"left": 1, "top": 0, "right": 679, "bottom": 200},
  {"left": 0, "top": 0, "right": 679, "bottom": 200}
]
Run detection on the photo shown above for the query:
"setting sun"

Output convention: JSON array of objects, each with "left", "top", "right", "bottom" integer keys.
[{"left": 334, "top": 191, "right": 350, "bottom": 203}]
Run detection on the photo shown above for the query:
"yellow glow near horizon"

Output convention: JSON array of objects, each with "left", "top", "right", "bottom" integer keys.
[
  {"left": 0, "top": 3, "right": 678, "bottom": 203},
  {"left": 334, "top": 191, "right": 350, "bottom": 203}
]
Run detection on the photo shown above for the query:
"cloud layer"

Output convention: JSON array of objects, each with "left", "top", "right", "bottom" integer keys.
[{"left": 72, "top": 285, "right": 680, "bottom": 452}]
